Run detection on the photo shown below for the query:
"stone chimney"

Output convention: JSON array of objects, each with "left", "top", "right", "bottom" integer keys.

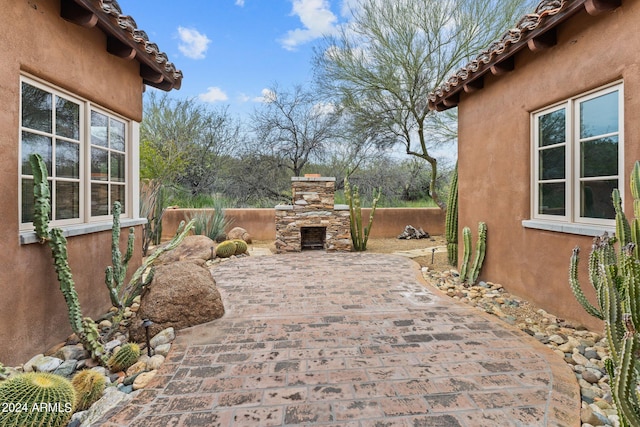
[{"left": 275, "top": 176, "right": 351, "bottom": 252}]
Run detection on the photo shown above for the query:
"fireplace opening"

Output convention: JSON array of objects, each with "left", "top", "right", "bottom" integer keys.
[{"left": 301, "top": 227, "right": 326, "bottom": 250}]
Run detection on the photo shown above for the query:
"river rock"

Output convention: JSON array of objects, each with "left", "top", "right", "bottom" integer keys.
[
  {"left": 70, "top": 386, "right": 139, "bottom": 427},
  {"left": 146, "top": 355, "right": 165, "bottom": 370},
  {"left": 133, "top": 370, "right": 157, "bottom": 390},
  {"left": 154, "top": 343, "right": 171, "bottom": 357},
  {"left": 149, "top": 327, "right": 175, "bottom": 348}
]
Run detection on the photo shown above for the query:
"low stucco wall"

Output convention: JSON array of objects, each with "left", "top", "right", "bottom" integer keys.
[{"left": 161, "top": 207, "right": 445, "bottom": 242}]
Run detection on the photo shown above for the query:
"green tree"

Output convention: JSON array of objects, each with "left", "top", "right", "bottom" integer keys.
[
  {"left": 140, "top": 92, "right": 239, "bottom": 195},
  {"left": 314, "top": 0, "right": 535, "bottom": 208}
]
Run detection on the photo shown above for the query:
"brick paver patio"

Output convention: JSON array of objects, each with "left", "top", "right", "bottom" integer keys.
[{"left": 98, "top": 252, "right": 580, "bottom": 426}]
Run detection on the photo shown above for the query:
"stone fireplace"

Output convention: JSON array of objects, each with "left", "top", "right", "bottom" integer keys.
[{"left": 275, "top": 176, "right": 352, "bottom": 253}]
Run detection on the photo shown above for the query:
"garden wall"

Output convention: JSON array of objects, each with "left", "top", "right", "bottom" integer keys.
[{"left": 161, "top": 208, "right": 445, "bottom": 242}]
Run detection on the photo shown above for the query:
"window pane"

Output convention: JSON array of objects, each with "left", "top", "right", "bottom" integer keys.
[
  {"left": 539, "top": 183, "right": 565, "bottom": 216},
  {"left": 581, "top": 180, "right": 617, "bottom": 219},
  {"left": 580, "top": 91, "right": 618, "bottom": 138},
  {"left": 56, "top": 141, "right": 80, "bottom": 179},
  {"left": 581, "top": 136, "right": 618, "bottom": 178},
  {"left": 91, "top": 183, "right": 109, "bottom": 216},
  {"left": 55, "top": 97, "right": 80, "bottom": 140},
  {"left": 540, "top": 146, "right": 565, "bottom": 180},
  {"left": 110, "top": 152, "right": 125, "bottom": 182},
  {"left": 22, "top": 178, "right": 52, "bottom": 223},
  {"left": 56, "top": 181, "right": 80, "bottom": 220},
  {"left": 91, "top": 147, "right": 109, "bottom": 181},
  {"left": 21, "top": 178, "right": 35, "bottom": 223},
  {"left": 110, "top": 118, "right": 126, "bottom": 151},
  {"left": 21, "top": 82, "right": 52, "bottom": 133},
  {"left": 21, "top": 132, "right": 52, "bottom": 175},
  {"left": 111, "top": 185, "right": 125, "bottom": 212},
  {"left": 539, "top": 109, "right": 565, "bottom": 147},
  {"left": 91, "top": 111, "right": 108, "bottom": 147}
]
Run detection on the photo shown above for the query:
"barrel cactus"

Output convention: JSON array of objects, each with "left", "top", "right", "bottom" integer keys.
[
  {"left": 233, "top": 239, "right": 248, "bottom": 255},
  {"left": 0, "top": 372, "right": 76, "bottom": 427},
  {"left": 107, "top": 343, "right": 140, "bottom": 372},
  {"left": 71, "top": 370, "right": 106, "bottom": 411},
  {"left": 215, "top": 240, "right": 237, "bottom": 258}
]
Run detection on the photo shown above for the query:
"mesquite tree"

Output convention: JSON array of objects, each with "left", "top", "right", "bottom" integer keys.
[{"left": 314, "top": 0, "right": 536, "bottom": 208}]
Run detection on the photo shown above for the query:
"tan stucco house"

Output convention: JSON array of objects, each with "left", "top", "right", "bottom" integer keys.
[
  {"left": 1, "top": 0, "right": 181, "bottom": 365},
  {"left": 429, "top": 0, "right": 631, "bottom": 330}
]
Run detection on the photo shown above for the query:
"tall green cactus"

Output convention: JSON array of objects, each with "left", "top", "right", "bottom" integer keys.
[
  {"left": 106, "top": 201, "right": 135, "bottom": 310},
  {"left": 344, "top": 178, "right": 381, "bottom": 251},
  {"left": 569, "top": 160, "right": 640, "bottom": 427},
  {"left": 104, "top": 198, "right": 194, "bottom": 339},
  {"left": 30, "top": 154, "right": 108, "bottom": 365},
  {"left": 459, "top": 226, "right": 472, "bottom": 281},
  {"left": 458, "top": 222, "right": 487, "bottom": 285},
  {"left": 445, "top": 164, "right": 458, "bottom": 266},
  {"left": 467, "top": 222, "right": 487, "bottom": 285}
]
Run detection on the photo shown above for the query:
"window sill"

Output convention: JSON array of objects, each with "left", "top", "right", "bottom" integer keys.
[
  {"left": 521, "top": 219, "right": 614, "bottom": 237},
  {"left": 20, "top": 218, "right": 148, "bottom": 245}
]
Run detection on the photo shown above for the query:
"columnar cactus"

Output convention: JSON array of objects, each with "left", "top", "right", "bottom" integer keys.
[
  {"left": 445, "top": 164, "right": 458, "bottom": 266},
  {"left": 105, "top": 201, "right": 135, "bottom": 310},
  {"left": 467, "top": 222, "right": 487, "bottom": 285},
  {"left": 30, "top": 154, "right": 108, "bottom": 365},
  {"left": 0, "top": 372, "right": 76, "bottom": 427},
  {"left": 459, "top": 226, "right": 472, "bottom": 281},
  {"left": 344, "top": 178, "right": 381, "bottom": 251},
  {"left": 569, "top": 160, "right": 640, "bottom": 427}
]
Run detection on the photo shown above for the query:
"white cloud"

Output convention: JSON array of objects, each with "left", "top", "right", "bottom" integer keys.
[
  {"left": 312, "top": 101, "right": 336, "bottom": 115},
  {"left": 253, "top": 88, "right": 277, "bottom": 103},
  {"left": 280, "top": 0, "right": 338, "bottom": 51},
  {"left": 199, "top": 87, "right": 228, "bottom": 102},
  {"left": 177, "top": 27, "right": 211, "bottom": 59},
  {"left": 235, "top": 0, "right": 245, "bottom": 6}
]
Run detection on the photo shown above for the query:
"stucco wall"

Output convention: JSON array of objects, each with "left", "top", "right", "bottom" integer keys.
[
  {"left": 456, "top": 4, "right": 640, "bottom": 331},
  {"left": 0, "top": 1, "right": 144, "bottom": 365},
  {"left": 161, "top": 208, "right": 445, "bottom": 241}
]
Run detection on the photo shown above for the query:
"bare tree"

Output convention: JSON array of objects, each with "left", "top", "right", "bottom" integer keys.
[
  {"left": 250, "top": 84, "right": 342, "bottom": 177},
  {"left": 314, "top": 0, "right": 536, "bottom": 208}
]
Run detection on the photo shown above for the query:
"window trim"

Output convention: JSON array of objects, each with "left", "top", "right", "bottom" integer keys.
[
  {"left": 19, "top": 74, "right": 140, "bottom": 236},
  {"left": 530, "top": 81, "right": 624, "bottom": 228}
]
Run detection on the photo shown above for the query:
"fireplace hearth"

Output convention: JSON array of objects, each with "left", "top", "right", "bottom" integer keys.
[
  {"left": 301, "top": 226, "right": 326, "bottom": 250},
  {"left": 275, "top": 176, "right": 352, "bottom": 253}
]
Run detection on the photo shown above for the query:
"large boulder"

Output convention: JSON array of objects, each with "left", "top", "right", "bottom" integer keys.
[
  {"left": 156, "top": 235, "right": 216, "bottom": 263},
  {"left": 129, "top": 260, "right": 224, "bottom": 341},
  {"left": 227, "top": 227, "right": 252, "bottom": 243}
]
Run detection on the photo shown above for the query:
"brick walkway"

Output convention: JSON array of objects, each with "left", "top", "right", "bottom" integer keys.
[{"left": 98, "top": 252, "right": 580, "bottom": 426}]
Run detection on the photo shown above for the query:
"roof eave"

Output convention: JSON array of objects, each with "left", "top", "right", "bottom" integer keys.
[
  {"left": 429, "top": 0, "right": 622, "bottom": 111},
  {"left": 60, "top": 0, "right": 182, "bottom": 91}
]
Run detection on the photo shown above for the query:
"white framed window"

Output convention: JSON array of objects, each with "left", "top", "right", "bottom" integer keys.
[
  {"left": 20, "top": 76, "right": 130, "bottom": 231},
  {"left": 532, "top": 82, "right": 623, "bottom": 228}
]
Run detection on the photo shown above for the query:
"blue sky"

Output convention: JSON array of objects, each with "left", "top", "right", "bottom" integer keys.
[{"left": 117, "top": 0, "right": 353, "bottom": 120}]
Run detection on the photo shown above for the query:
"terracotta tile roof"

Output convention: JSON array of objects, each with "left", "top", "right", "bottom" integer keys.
[
  {"left": 62, "top": 0, "right": 182, "bottom": 91},
  {"left": 428, "top": 0, "right": 620, "bottom": 110}
]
